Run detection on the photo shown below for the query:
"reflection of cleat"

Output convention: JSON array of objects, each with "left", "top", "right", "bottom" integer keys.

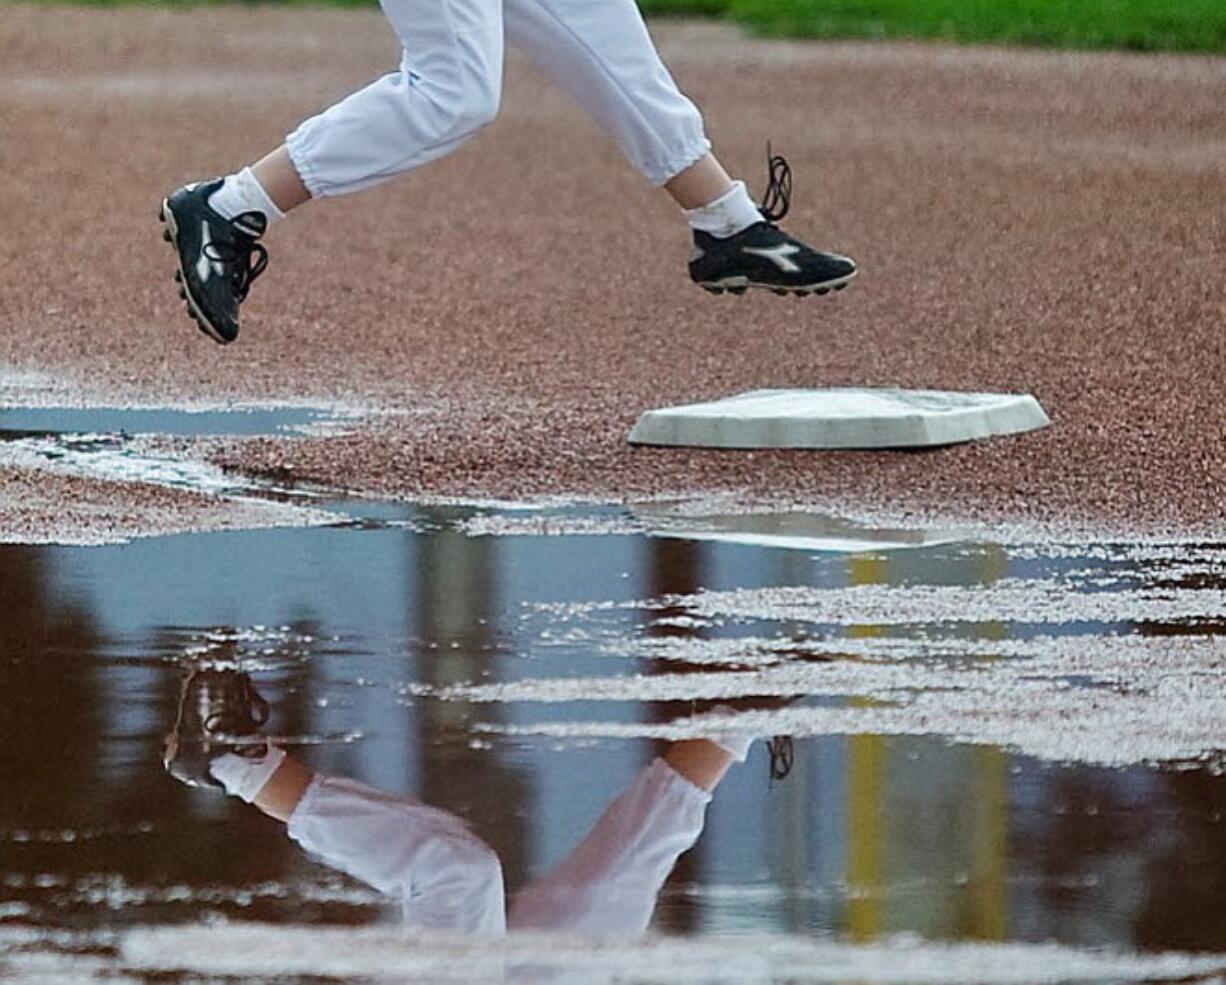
[
  {"left": 766, "top": 737, "right": 794, "bottom": 781},
  {"left": 684, "top": 694, "right": 802, "bottom": 782},
  {"left": 160, "top": 178, "right": 269, "bottom": 345},
  {"left": 163, "top": 669, "right": 271, "bottom": 790}
]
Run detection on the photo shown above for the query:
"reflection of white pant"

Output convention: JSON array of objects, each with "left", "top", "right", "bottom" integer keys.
[
  {"left": 286, "top": 757, "right": 710, "bottom": 936},
  {"left": 285, "top": 0, "right": 710, "bottom": 197}
]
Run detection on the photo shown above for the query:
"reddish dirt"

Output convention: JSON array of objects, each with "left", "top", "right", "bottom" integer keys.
[
  {"left": 0, "top": 463, "right": 327, "bottom": 545},
  {"left": 1, "top": 7, "right": 1224, "bottom": 536}
]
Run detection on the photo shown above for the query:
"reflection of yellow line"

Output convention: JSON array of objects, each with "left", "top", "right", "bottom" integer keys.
[
  {"left": 972, "top": 547, "right": 1009, "bottom": 939},
  {"left": 846, "top": 555, "right": 888, "bottom": 941},
  {"left": 970, "top": 746, "right": 1008, "bottom": 939},
  {"left": 848, "top": 556, "right": 888, "bottom": 589},
  {"left": 847, "top": 728, "right": 885, "bottom": 942},
  {"left": 840, "top": 552, "right": 1011, "bottom": 942}
]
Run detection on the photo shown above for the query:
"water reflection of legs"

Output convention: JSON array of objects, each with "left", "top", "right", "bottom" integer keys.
[
  {"left": 165, "top": 670, "right": 754, "bottom": 938},
  {"left": 508, "top": 739, "right": 734, "bottom": 936},
  {"left": 255, "top": 764, "right": 508, "bottom": 935}
]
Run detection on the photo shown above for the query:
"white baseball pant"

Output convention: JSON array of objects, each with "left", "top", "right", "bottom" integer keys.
[
  {"left": 285, "top": 757, "right": 711, "bottom": 936},
  {"left": 284, "top": 0, "right": 711, "bottom": 197}
]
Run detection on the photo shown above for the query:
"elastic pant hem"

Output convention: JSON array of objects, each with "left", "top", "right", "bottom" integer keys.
[{"left": 284, "top": 129, "right": 327, "bottom": 200}]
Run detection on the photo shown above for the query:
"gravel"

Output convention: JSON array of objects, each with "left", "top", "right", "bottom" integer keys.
[{"left": 2, "top": 8, "right": 1223, "bottom": 539}]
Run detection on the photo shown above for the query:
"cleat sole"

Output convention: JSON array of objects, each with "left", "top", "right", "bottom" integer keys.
[{"left": 696, "top": 267, "right": 857, "bottom": 299}]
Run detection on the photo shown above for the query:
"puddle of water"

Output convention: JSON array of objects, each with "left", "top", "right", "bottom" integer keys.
[
  {"left": 0, "top": 497, "right": 1224, "bottom": 984},
  {"left": 0, "top": 404, "right": 349, "bottom": 509},
  {"left": 2, "top": 926, "right": 1218, "bottom": 985},
  {"left": 0, "top": 405, "right": 336, "bottom": 439},
  {"left": 0, "top": 404, "right": 1224, "bottom": 981}
]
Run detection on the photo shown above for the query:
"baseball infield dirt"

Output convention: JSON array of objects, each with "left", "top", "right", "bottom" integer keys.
[{"left": 1, "top": 6, "right": 1223, "bottom": 538}]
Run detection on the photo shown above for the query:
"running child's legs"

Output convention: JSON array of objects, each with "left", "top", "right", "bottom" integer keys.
[
  {"left": 504, "top": 0, "right": 710, "bottom": 187},
  {"left": 502, "top": 0, "right": 763, "bottom": 229},
  {"left": 250, "top": 135, "right": 740, "bottom": 224},
  {"left": 168, "top": 0, "right": 853, "bottom": 344},
  {"left": 288, "top": 0, "right": 504, "bottom": 199},
  {"left": 232, "top": 0, "right": 745, "bottom": 219},
  {"left": 250, "top": 148, "right": 310, "bottom": 216},
  {"left": 210, "top": 0, "right": 506, "bottom": 223}
]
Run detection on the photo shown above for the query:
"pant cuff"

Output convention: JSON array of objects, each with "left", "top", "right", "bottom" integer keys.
[
  {"left": 648, "top": 137, "right": 713, "bottom": 187},
  {"left": 284, "top": 127, "right": 327, "bottom": 200}
]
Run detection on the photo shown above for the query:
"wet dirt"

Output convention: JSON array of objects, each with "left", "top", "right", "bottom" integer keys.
[
  {"left": 1, "top": 9, "right": 1224, "bottom": 536},
  {"left": 0, "top": 406, "right": 342, "bottom": 544}
]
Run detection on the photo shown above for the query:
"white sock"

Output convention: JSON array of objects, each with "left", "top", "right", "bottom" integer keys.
[
  {"left": 209, "top": 745, "right": 286, "bottom": 803},
  {"left": 700, "top": 704, "right": 757, "bottom": 762},
  {"left": 685, "top": 181, "right": 762, "bottom": 239},
  {"left": 207, "top": 167, "right": 284, "bottom": 228}
]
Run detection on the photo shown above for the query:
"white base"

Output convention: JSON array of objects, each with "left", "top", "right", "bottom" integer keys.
[
  {"left": 633, "top": 506, "right": 969, "bottom": 553},
  {"left": 628, "top": 388, "right": 1050, "bottom": 450}
]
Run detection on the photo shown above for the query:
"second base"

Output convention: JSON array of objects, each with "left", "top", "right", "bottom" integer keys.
[{"left": 628, "top": 387, "right": 1050, "bottom": 450}]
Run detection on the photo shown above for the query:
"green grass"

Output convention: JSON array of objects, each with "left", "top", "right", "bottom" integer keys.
[
  {"left": 11, "top": 0, "right": 1226, "bottom": 52},
  {"left": 641, "top": 0, "right": 1226, "bottom": 53},
  {"left": 639, "top": 0, "right": 729, "bottom": 15}
]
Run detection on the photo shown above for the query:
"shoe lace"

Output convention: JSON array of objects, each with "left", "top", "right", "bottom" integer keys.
[
  {"left": 203, "top": 212, "right": 269, "bottom": 302},
  {"left": 758, "top": 143, "right": 792, "bottom": 225},
  {"left": 767, "top": 735, "right": 794, "bottom": 781}
]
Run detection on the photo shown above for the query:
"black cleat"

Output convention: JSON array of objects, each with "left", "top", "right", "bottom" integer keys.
[
  {"left": 690, "top": 149, "right": 856, "bottom": 297},
  {"left": 159, "top": 180, "right": 269, "bottom": 345},
  {"left": 163, "top": 669, "right": 270, "bottom": 790},
  {"left": 690, "top": 222, "right": 857, "bottom": 297}
]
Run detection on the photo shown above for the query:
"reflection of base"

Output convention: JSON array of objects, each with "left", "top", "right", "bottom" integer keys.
[{"left": 632, "top": 506, "right": 970, "bottom": 553}]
